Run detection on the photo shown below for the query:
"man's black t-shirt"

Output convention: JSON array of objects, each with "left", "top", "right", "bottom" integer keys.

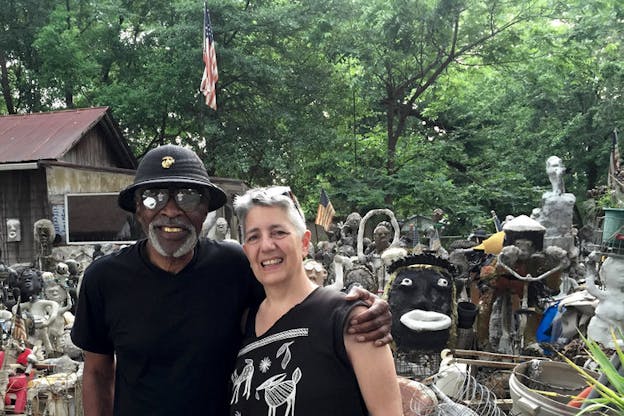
[{"left": 71, "top": 238, "right": 263, "bottom": 415}]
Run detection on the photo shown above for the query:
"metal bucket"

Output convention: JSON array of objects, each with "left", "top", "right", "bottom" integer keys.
[{"left": 509, "top": 360, "right": 594, "bottom": 416}]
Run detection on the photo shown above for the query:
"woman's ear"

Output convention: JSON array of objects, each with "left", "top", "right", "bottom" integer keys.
[{"left": 302, "top": 230, "right": 312, "bottom": 255}]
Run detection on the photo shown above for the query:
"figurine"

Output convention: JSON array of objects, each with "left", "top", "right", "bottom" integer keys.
[{"left": 586, "top": 255, "right": 624, "bottom": 347}]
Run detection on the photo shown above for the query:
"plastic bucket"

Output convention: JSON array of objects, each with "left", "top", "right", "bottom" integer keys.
[
  {"left": 509, "top": 360, "right": 595, "bottom": 416},
  {"left": 602, "top": 208, "right": 624, "bottom": 245},
  {"left": 457, "top": 301, "right": 478, "bottom": 329}
]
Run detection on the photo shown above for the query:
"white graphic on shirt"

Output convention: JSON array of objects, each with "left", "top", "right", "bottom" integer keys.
[
  {"left": 255, "top": 367, "right": 302, "bottom": 416},
  {"left": 259, "top": 357, "right": 271, "bottom": 373},
  {"left": 237, "top": 328, "right": 308, "bottom": 357},
  {"left": 231, "top": 359, "right": 254, "bottom": 404},
  {"left": 232, "top": 328, "right": 309, "bottom": 414},
  {"left": 276, "top": 341, "right": 294, "bottom": 369}
]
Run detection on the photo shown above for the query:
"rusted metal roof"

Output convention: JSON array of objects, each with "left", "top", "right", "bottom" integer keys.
[{"left": 0, "top": 107, "right": 133, "bottom": 165}]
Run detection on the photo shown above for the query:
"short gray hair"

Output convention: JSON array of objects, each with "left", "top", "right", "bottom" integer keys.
[{"left": 234, "top": 187, "right": 306, "bottom": 240}]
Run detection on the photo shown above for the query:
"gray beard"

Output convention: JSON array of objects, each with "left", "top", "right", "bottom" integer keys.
[{"left": 148, "top": 224, "right": 198, "bottom": 258}]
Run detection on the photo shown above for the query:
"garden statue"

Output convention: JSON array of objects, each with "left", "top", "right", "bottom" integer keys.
[
  {"left": 343, "top": 264, "right": 378, "bottom": 293},
  {"left": 303, "top": 259, "right": 328, "bottom": 286},
  {"left": 366, "top": 221, "right": 392, "bottom": 256},
  {"left": 0, "top": 263, "right": 18, "bottom": 310},
  {"left": 314, "top": 240, "right": 336, "bottom": 282},
  {"left": 327, "top": 255, "right": 378, "bottom": 293},
  {"left": 33, "top": 219, "right": 56, "bottom": 272},
  {"left": 382, "top": 248, "right": 456, "bottom": 352},
  {"left": 545, "top": 155, "right": 566, "bottom": 196},
  {"left": 357, "top": 209, "right": 401, "bottom": 293},
  {"left": 64, "top": 259, "right": 82, "bottom": 285},
  {"left": 9, "top": 268, "right": 68, "bottom": 357},
  {"left": 55, "top": 262, "right": 70, "bottom": 285},
  {"left": 326, "top": 254, "right": 350, "bottom": 292},
  {"left": 200, "top": 210, "right": 217, "bottom": 238},
  {"left": 9, "top": 267, "right": 44, "bottom": 302},
  {"left": 336, "top": 212, "right": 361, "bottom": 256},
  {"left": 491, "top": 215, "right": 569, "bottom": 354},
  {"left": 535, "top": 155, "right": 579, "bottom": 292},
  {"left": 585, "top": 254, "right": 624, "bottom": 348},
  {"left": 365, "top": 221, "right": 393, "bottom": 293},
  {"left": 213, "top": 217, "right": 229, "bottom": 241}
]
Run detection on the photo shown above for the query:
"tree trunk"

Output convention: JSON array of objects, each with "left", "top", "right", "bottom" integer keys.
[
  {"left": 385, "top": 109, "right": 397, "bottom": 206},
  {"left": 0, "top": 52, "right": 15, "bottom": 114}
]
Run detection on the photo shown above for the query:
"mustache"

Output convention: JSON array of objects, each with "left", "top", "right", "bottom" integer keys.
[{"left": 150, "top": 218, "right": 193, "bottom": 231}]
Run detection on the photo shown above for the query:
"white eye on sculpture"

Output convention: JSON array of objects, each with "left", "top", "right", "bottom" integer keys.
[
  {"left": 437, "top": 278, "right": 449, "bottom": 287},
  {"left": 143, "top": 197, "right": 157, "bottom": 209},
  {"left": 400, "top": 278, "right": 413, "bottom": 286}
]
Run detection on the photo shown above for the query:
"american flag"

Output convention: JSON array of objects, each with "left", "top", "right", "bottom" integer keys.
[
  {"left": 315, "top": 189, "right": 336, "bottom": 232},
  {"left": 11, "top": 299, "right": 28, "bottom": 344},
  {"left": 200, "top": 3, "right": 219, "bottom": 110}
]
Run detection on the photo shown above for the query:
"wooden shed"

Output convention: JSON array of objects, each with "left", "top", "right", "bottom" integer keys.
[
  {"left": 0, "top": 107, "right": 248, "bottom": 266},
  {"left": 0, "top": 107, "right": 137, "bottom": 266}
]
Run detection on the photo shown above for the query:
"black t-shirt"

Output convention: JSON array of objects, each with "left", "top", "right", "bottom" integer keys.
[
  {"left": 229, "top": 287, "right": 367, "bottom": 416},
  {"left": 71, "top": 238, "right": 263, "bottom": 416}
]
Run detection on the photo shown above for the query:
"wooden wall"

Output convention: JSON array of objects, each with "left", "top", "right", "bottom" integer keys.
[
  {"left": 62, "top": 127, "right": 123, "bottom": 168},
  {"left": 0, "top": 168, "right": 50, "bottom": 266}
]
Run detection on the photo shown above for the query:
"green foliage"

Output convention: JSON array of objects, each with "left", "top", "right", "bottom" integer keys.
[
  {"left": 1, "top": 0, "right": 623, "bottom": 236},
  {"left": 559, "top": 330, "right": 624, "bottom": 415}
]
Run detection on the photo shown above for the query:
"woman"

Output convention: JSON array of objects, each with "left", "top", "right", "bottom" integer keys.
[{"left": 231, "top": 187, "right": 402, "bottom": 416}]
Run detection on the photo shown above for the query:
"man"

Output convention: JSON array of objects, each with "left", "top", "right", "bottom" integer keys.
[{"left": 71, "top": 144, "right": 391, "bottom": 416}]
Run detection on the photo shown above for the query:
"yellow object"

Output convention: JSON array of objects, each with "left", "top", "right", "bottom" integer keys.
[{"left": 473, "top": 231, "right": 505, "bottom": 254}]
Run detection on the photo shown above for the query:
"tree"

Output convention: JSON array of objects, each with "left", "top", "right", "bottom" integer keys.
[{"left": 336, "top": 0, "right": 559, "bottom": 206}]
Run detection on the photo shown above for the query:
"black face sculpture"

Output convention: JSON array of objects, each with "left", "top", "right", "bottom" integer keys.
[
  {"left": 387, "top": 254, "right": 455, "bottom": 351},
  {"left": 9, "top": 267, "right": 44, "bottom": 301}
]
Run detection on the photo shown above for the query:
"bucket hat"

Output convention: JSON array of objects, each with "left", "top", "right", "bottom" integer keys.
[{"left": 118, "top": 144, "right": 227, "bottom": 213}]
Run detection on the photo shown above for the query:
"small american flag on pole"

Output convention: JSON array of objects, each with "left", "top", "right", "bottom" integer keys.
[
  {"left": 11, "top": 298, "right": 28, "bottom": 344},
  {"left": 315, "top": 189, "right": 336, "bottom": 232},
  {"left": 200, "top": 3, "right": 219, "bottom": 110}
]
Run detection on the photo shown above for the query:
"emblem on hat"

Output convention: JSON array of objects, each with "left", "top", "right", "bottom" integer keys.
[{"left": 161, "top": 156, "right": 175, "bottom": 169}]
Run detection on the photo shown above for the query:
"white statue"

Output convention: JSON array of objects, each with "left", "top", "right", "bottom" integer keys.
[
  {"left": 213, "top": 217, "right": 230, "bottom": 241},
  {"left": 546, "top": 156, "right": 566, "bottom": 196},
  {"left": 12, "top": 280, "right": 73, "bottom": 357},
  {"left": 586, "top": 255, "right": 624, "bottom": 347}
]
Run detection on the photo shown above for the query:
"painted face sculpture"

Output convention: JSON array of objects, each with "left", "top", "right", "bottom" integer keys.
[
  {"left": 387, "top": 254, "right": 455, "bottom": 351},
  {"left": 372, "top": 223, "right": 391, "bottom": 253},
  {"left": 10, "top": 267, "right": 44, "bottom": 301}
]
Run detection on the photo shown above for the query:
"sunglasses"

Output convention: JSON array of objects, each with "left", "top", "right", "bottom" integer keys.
[
  {"left": 264, "top": 186, "right": 305, "bottom": 220},
  {"left": 139, "top": 188, "right": 206, "bottom": 212},
  {"left": 304, "top": 262, "right": 325, "bottom": 273}
]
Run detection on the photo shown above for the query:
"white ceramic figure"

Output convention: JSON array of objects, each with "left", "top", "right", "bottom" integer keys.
[
  {"left": 586, "top": 255, "right": 624, "bottom": 347},
  {"left": 303, "top": 259, "right": 328, "bottom": 286},
  {"left": 546, "top": 156, "right": 566, "bottom": 196}
]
